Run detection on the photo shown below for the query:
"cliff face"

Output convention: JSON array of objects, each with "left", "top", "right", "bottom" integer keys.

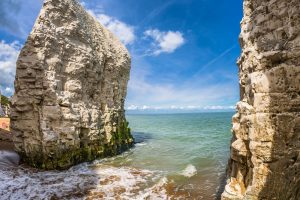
[
  {"left": 222, "top": 0, "right": 300, "bottom": 199},
  {"left": 0, "top": 91, "right": 4, "bottom": 117},
  {"left": 11, "top": 0, "right": 134, "bottom": 169}
]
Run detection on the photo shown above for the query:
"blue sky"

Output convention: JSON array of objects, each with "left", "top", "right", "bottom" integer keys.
[{"left": 0, "top": 0, "right": 243, "bottom": 112}]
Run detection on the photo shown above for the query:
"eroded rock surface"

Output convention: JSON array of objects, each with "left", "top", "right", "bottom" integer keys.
[
  {"left": 222, "top": 0, "right": 300, "bottom": 199},
  {"left": 11, "top": 0, "right": 133, "bottom": 169}
]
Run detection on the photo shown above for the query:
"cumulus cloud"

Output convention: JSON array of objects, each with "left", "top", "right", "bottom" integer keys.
[
  {"left": 0, "top": 41, "right": 21, "bottom": 96},
  {"left": 144, "top": 29, "right": 185, "bottom": 55},
  {"left": 87, "top": 10, "right": 135, "bottom": 45}
]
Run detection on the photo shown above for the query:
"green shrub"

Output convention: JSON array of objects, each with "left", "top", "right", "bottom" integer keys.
[{"left": 1, "top": 95, "right": 10, "bottom": 106}]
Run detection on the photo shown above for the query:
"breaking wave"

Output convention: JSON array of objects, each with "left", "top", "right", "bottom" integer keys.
[
  {"left": 180, "top": 164, "right": 197, "bottom": 178},
  {"left": 0, "top": 160, "right": 174, "bottom": 200}
]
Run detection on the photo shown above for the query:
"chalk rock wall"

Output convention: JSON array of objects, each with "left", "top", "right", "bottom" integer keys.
[
  {"left": 222, "top": 0, "right": 300, "bottom": 199},
  {"left": 0, "top": 91, "right": 4, "bottom": 117},
  {"left": 11, "top": 0, "right": 134, "bottom": 169}
]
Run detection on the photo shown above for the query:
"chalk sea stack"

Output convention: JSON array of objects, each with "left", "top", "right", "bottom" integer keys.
[
  {"left": 11, "top": 0, "right": 134, "bottom": 169},
  {"left": 222, "top": 0, "right": 300, "bottom": 199}
]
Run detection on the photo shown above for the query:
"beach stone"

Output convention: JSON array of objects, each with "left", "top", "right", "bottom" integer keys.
[
  {"left": 222, "top": 0, "right": 300, "bottom": 199},
  {"left": 11, "top": 0, "right": 133, "bottom": 169},
  {"left": 0, "top": 151, "right": 20, "bottom": 168}
]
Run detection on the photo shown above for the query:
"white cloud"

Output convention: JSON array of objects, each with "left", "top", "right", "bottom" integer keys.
[
  {"left": 202, "top": 105, "right": 236, "bottom": 110},
  {"left": 5, "top": 87, "right": 13, "bottom": 93},
  {"left": 127, "top": 105, "right": 139, "bottom": 110},
  {"left": 0, "top": 40, "right": 21, "bottom": 96},
  {"left": 127, "top": 72, "right": 237, "bottom": 108},
  {"left": 126, "top": 59, "right": 238, "bottom": 111},
  {"left": 126, "top": 105, "right": 236, "bottom": 111},
  {"left": 87, "top": 10, "right": 135, "bottom": 45},
  {"left": 144, "top": 29, "right": 185, "bottom": 55}
]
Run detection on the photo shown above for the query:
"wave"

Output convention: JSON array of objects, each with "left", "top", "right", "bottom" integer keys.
[
  {"left": 135, "top": 142, "right": 147, "bottom": 147},
  {"left": 0, "top": 161, "right": 175, "bottom": 200},
  {"left": 179, "top": 164, "right": 197, "bottom": 178}
]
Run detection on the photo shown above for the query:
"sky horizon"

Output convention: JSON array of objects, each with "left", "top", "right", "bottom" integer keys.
[{"left": 0, "top": 0, "right": 243, "bottom": 112}]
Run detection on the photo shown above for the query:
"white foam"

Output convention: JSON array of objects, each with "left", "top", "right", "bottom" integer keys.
[
  {"left": 0, "top": 162, "right": 168, "bottom": 200},
  {"left": 135, "top": 177, "right": 169, "bottom": 200},
  {"left": 135, "top": 142, "right": 147, "bottom": 147},
  {"left": 180, "top": 164, "right": 197, "bottom": 178}
]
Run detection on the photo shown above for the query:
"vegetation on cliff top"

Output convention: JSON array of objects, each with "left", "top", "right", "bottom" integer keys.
[{"left": 1, "top": 95, "right": 9, "bottom": 106}]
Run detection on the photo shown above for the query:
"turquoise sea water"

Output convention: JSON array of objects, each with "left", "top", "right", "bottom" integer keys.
[
  {"left": 104, "top": 112, "right": 234, "bottom": 198},
  {"left": 0, "top": 112, "right": 234, "bottom": 200}
]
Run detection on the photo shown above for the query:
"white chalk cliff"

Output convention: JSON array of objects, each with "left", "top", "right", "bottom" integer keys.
[
  {"left": 11, "top": 0, "right": 133, "bottom": 169},
  {"left": 222, "top": 0, "right": 300, "bottom": 199}
]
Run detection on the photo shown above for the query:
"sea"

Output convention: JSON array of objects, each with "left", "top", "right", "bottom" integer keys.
[{"left": 0, "top": 112, "right": 233, "bottom": 200}]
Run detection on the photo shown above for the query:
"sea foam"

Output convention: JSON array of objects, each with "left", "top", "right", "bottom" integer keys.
[
  {"left": 180, "top": 164, "right": 197, "bottom": 178},
  {"left": 0, "top": 161, "right": 169, "bottom": 200}
]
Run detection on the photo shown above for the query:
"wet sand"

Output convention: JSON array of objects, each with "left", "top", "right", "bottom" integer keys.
[
  {"left": 0, "top": 129, "right": 14, "bottom": 150},
  {"left": 0, "top": 141, "right": 14, "bottom": 151}
]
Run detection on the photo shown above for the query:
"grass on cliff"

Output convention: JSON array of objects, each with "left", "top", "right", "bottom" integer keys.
[{"left": 1, "top": 95, "right": 10, "bottom": 106}]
